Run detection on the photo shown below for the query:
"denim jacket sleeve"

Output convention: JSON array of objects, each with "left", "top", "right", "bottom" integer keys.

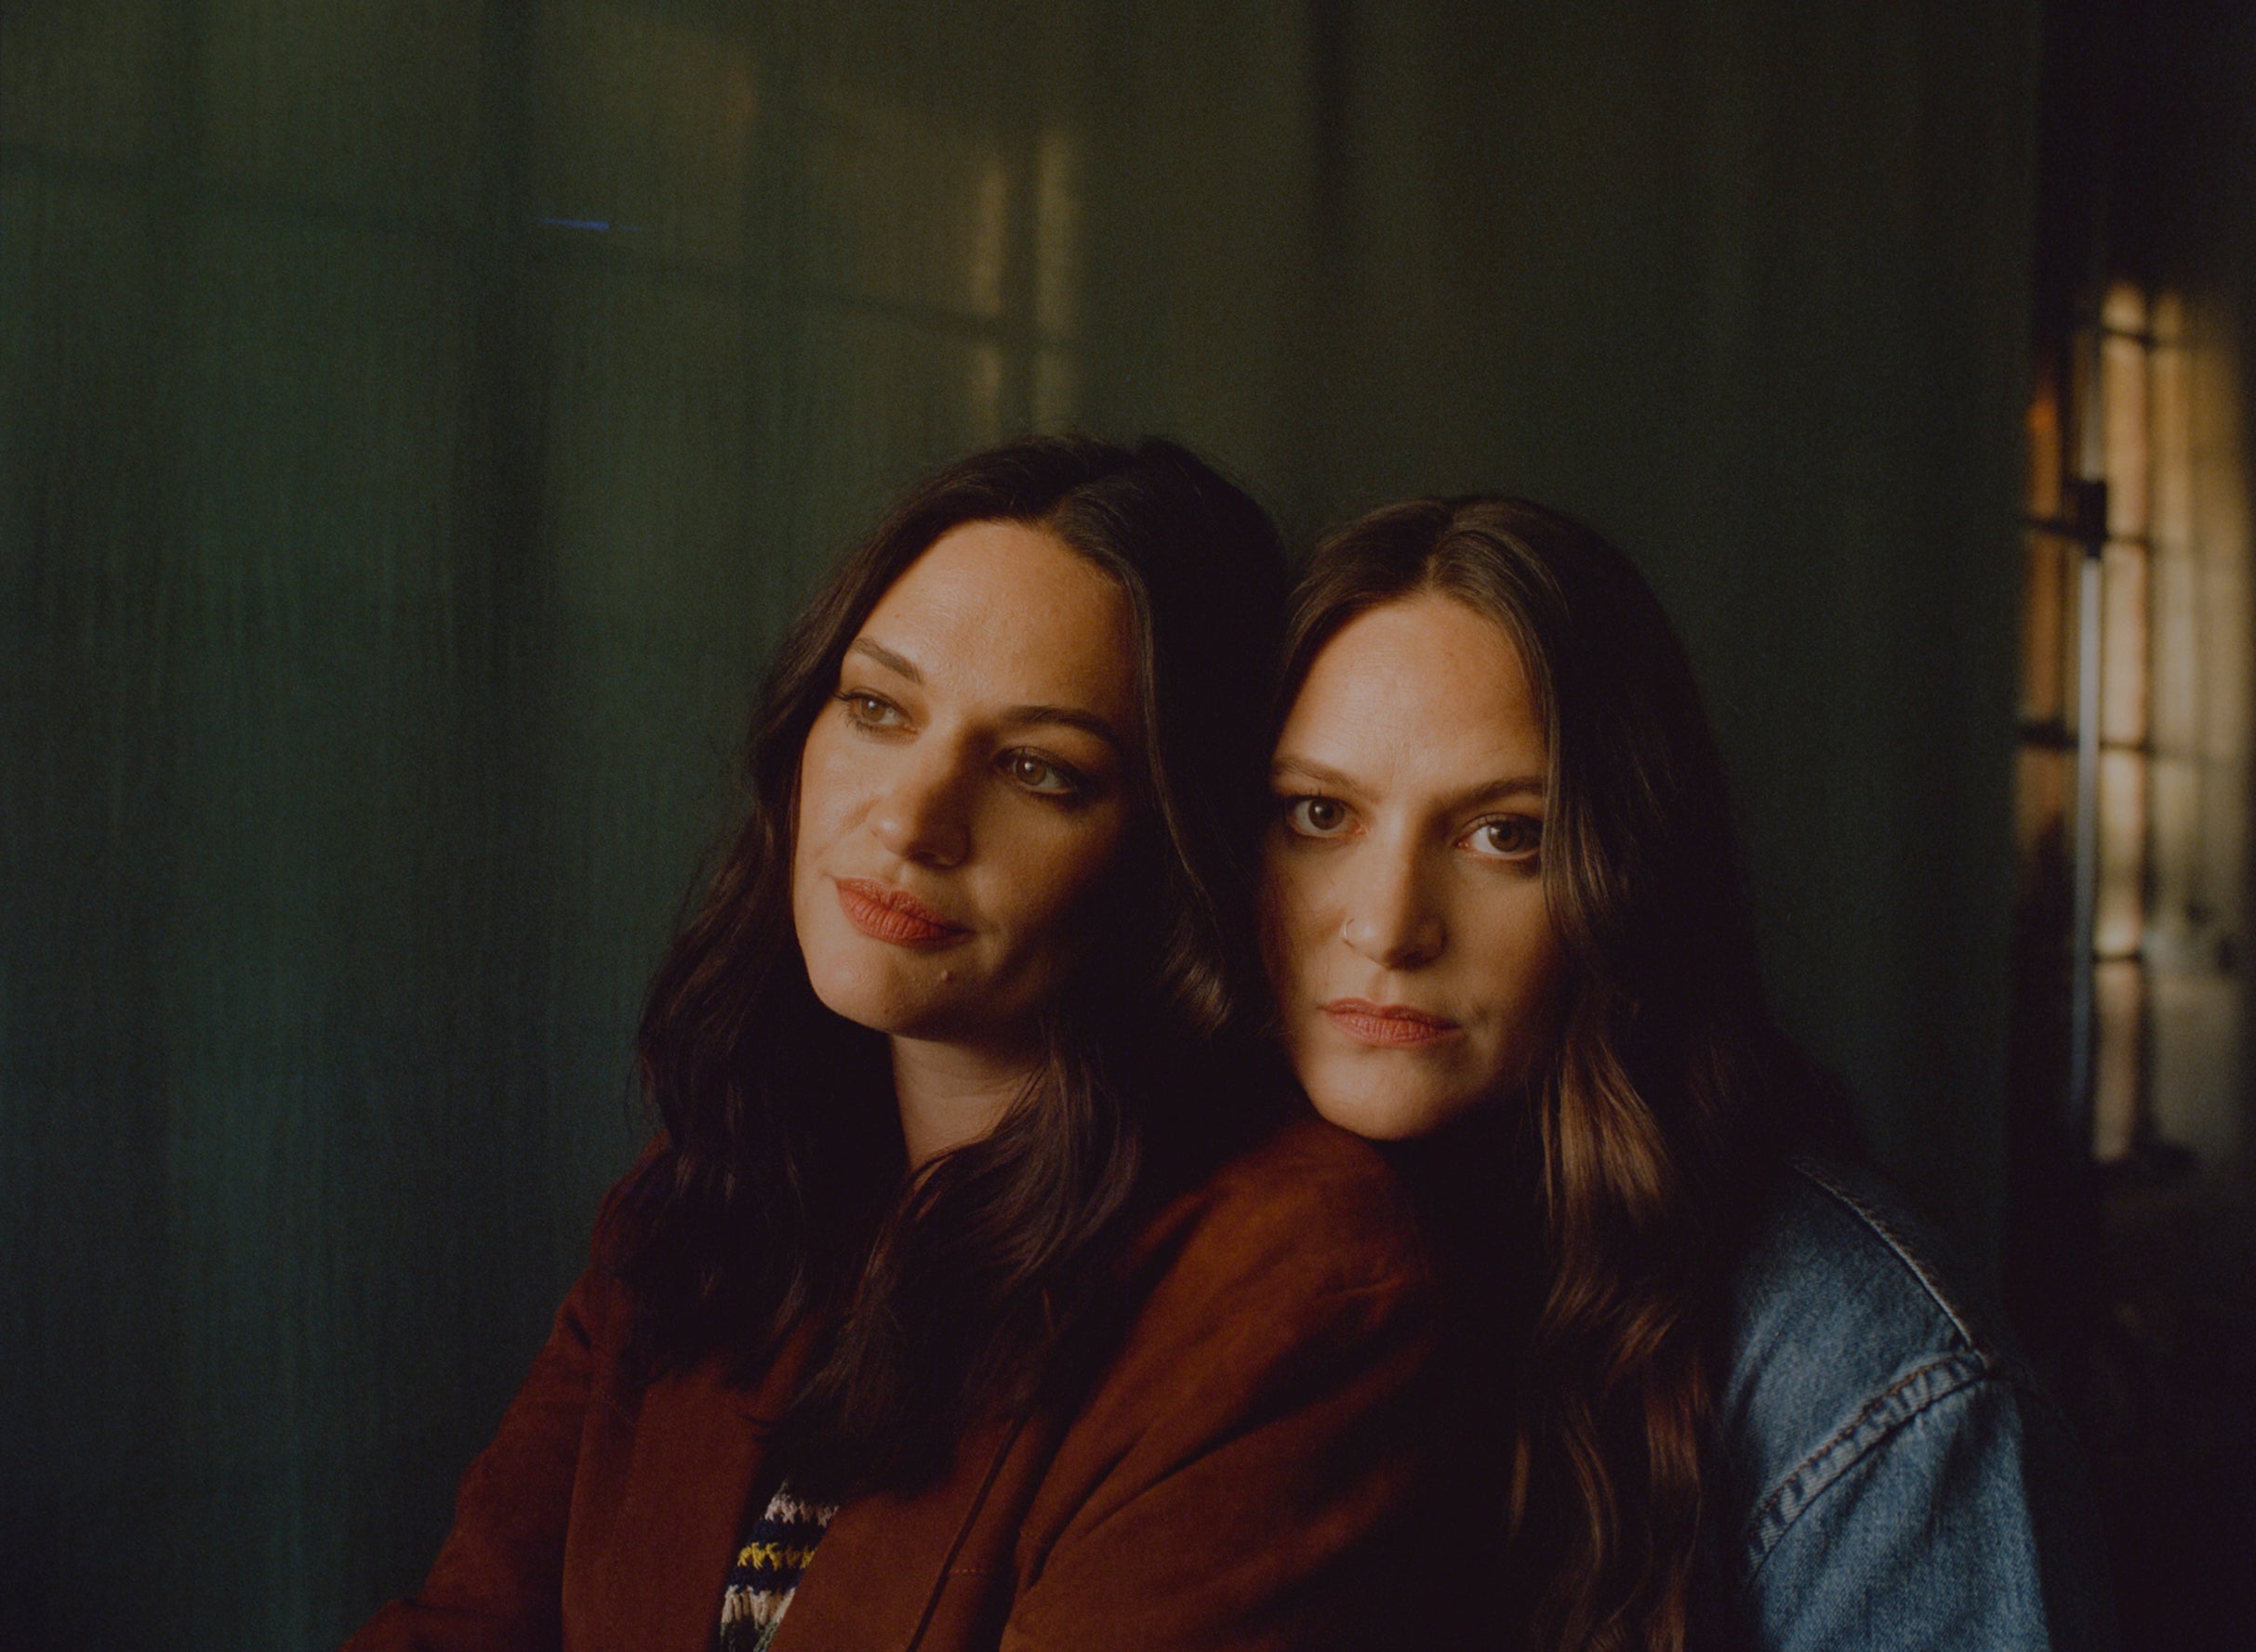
[{"left": 1710, "top": 1161, "right": 2116, "bottom": 1652}]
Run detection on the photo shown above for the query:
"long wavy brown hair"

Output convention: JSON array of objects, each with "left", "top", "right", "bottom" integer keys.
[
  {"left": 615, "top": 436, "right": 1287, "bottom": 1500},
  {"left": 1279, "top": 497, "right": 1840, "bottom": 1652}
]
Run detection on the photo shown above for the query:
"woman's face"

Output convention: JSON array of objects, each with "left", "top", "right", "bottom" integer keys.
[
  {"left": 792, "top": 519, "right": 1140, "bottom": 1063},
  {"left": 1262, "top": 592, "right": 1565, "bottom": 1139}
]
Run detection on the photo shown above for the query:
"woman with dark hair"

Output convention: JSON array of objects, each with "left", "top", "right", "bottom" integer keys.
[
  {"left": 1259, "top": 496, "right": 2112, "bottom": 1651},
  {"left": 348, "top": 438, "right": 1436, "bottom": 1652}
]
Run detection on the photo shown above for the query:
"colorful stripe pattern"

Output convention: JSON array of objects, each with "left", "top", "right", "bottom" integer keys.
[{"left": 717, "top": 1483, "right": 839, "bottom": 1652}]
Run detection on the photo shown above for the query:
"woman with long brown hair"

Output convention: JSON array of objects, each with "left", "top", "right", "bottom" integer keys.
[
  {"left": 347, "top": 437, "right": 1437, "bottom": 1652},
  {"left": 1259, "top": 496, "right": 2111, "bottom": 1650}
]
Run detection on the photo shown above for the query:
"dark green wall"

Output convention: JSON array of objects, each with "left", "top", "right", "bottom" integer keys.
[{"left": 2, "top": 2, "right": 2038, "bottom": 1645}]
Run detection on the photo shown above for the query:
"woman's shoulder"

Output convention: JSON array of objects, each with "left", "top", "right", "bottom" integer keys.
[
  {"left": 1728, "top": 1156, "right": 2019, "bottom": 1363},
  {"left": 1711, "top": 1156, "right": 2046, "bottom": 1566},
  {"left": 1705, "top": 1172, "right": 2117, "bottom": 1648},
  {"left": 1124, "top": 1115, "right": 1438, "bottom": 1323},
  {"left": 1002, "top": 1117, "right": 1444, "bottom": 1647}
]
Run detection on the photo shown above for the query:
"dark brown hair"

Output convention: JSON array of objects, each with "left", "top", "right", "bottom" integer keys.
[
  {"left": 615, "top": 436, "right": 1287, "bottom": 1499},
  {"left": 1280, "top": 497, "right": 1839, "bottom": 1652}
]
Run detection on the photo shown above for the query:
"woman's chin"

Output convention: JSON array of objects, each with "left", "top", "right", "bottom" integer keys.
[
  {"left": 805, "top": 960, "right": 956, "bottom": 1040},
  {"left": 1301, "top": 1074, "right": 1460, "bottom": 1143}
]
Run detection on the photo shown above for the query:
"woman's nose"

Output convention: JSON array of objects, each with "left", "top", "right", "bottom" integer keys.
[
  {"left": 869, "top": 746, "right": 973, "bottom": 867},
  {"left": 1339, "top": 845, "right": 1444, "bottom": 970}
]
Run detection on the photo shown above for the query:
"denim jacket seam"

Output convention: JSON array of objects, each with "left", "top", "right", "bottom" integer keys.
[
  {"left": 1788, "top": 1156, "right": 1980, "bottom": 1349},
  {"left": 1736, "top": 1349, "right": 1998, "bottom": 1586}
]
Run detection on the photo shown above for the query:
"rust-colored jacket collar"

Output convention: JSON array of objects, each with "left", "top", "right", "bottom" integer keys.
[{"left": 349, "top": 1118, "right": 1440, "bottom": 1652}]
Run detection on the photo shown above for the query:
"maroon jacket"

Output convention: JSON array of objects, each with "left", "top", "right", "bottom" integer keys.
[{"left": 346, "top": 1117, "right": 1439, "bottom": 1652}]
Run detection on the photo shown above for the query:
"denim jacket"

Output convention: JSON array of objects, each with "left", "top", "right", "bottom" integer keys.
[{"left": 1703, "top": 1158, "right": 2116, "bottom": 1650}]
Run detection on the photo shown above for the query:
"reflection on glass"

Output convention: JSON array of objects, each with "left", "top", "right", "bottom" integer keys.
[
  {"left": 968, "top": 158, "right": 1011, "bottom": 320},
  {"left": 781, "top": 82, "right": 1081, "bottom": 451},
  {"left": 802, "top": 90, "right": 1015, "bottom": 323},
  {"left": 1035, "top": 127, "right": 1080, "bottom": 341}
]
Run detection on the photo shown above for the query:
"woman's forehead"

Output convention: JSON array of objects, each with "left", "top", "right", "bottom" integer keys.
[
  {"left": 858, "top": 521, "right": 1140, "bottom": 733},
  {"left": 1280, "top": 594, "right": 1544, "bottom": 782}
]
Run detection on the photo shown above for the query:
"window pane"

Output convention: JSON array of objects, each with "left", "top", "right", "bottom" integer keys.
[
  {"left": 2102, "top": 538, "right": 2149, "bottom": 745},
  {"left": 2095, "top": 747, "right": 2147, "bottom": 958},
  {"left": 2092, "top": 957, "right": 2144, "bottom": 1162},
  {"left": 2103, "top": 329, "right": 2150, "bottom": 538}
]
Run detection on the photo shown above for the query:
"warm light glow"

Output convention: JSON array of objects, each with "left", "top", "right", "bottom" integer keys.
[
  {"left": 2152, "top": 336, "right": 2193, "bottom": 548},
  {"left": 2101, "top": 540, "right": 2149, "bottom": 745},
  {"left": 2092, "top": 958, "right": 2143, "bottom": 1163},
  {"left": 2102, "top": 279, "right": 2149, "bottom": 335},
  {"left": 2103, "top": 331, "right": 2152, "bottom": 537},
  {"left": 2015, "top": 746, "right": 2068, "bottom": 865},
  {"left": 2019, "top": 532, "right": 2067, "bottom": 724},
  {"left": 968, "top": 158, "right": 1011, "bottom": 320},
  {"left": 2054, "top": 281, "right": 2256, "bottom": 1161},
  {"left": 2095, "top": 747, "right": 2147, "bottom": 958},
  {"left": 2147, "top": 753, "right": 2199, "bottom": 952},
  {"left": 2026, "top": 368, "right": 2063, "bottom": 521}
]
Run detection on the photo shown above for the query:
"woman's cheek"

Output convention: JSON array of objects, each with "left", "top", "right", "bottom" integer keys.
[
  {"left": 1263, "top": 854, "right": 1331, "bottom": 990},
  {"left": 985, "top": 806, "right": 1129, "bottom": 965}
]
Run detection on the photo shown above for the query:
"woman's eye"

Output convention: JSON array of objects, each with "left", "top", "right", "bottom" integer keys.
[
  {"left": 1464, "top": 815, "right": 1542, "bottom": 859},
  {"left": 1284, "top": 796, "right": 1352, "bottom": 838},
  {"left": 1002, "top": 750, "right": 1082, "bottom": 798},
  {"left": 838, "top": 691, "right": 905, "bottom": 730}
]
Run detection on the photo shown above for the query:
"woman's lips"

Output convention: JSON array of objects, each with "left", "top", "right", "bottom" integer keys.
[
  {"left": 1321, "top": 998, "right": 1462, "bottom": 1049},
  {"left": 834, "top": 878, "right": 969, "bottom": 946}
]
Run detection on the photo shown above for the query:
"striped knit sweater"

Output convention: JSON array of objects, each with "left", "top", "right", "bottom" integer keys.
[{"left": 716, "top": 1484, "right": 839, "bottom": 1652}]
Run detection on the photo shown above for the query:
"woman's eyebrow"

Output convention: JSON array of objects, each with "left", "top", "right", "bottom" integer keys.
[
  {"left": 847, "top": 637, "right": 922, "bottom": 681},
  {"left": 1001, "top": 705, "right": 1126, "bottom": 754},
  {"left": 1455, "top": 775, "right": 1546, "bottom": 808},
  {"left": 1270, "top": 754, "right": 1362, "bottom": 794},
  {"left": 1271, "top": 754, "right": 1545, "bottom": 810}
]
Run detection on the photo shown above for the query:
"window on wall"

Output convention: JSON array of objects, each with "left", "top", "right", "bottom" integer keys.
[
  {"left": 2019, "top": 278, "right": 2252, "bottom": 1168},
  {"left": 2096, "top": 280, "right": 2158, "bottom": 1164}
]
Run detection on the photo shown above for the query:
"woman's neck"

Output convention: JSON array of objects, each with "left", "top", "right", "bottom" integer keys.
[{"left": 889, "top": 1034, "right": 1042, "bottom": 1169}]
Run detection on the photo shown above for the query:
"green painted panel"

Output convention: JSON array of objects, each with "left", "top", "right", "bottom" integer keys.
[{"left": 3, "top": 2, "right": 2039, "bottom": 1644}]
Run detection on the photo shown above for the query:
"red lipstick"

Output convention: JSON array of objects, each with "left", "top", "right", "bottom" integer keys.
[
  {"left": 835, "top": 878, "right": 968, "bottom": 946},
  {"left": 1321, "top": 998, "right": 1461, "bottom": 1049}
]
